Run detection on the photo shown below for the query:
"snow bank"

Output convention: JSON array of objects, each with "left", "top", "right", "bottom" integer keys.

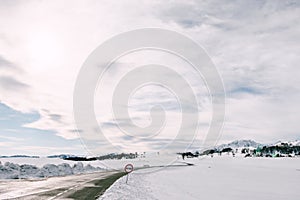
[{"left": 0, "top": 161, "right": 103, "bottom": 179}]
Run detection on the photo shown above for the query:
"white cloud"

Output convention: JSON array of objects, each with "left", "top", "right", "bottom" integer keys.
[
  {"left": 0, "top": 0, "right": 165, "bottom": 140},
  {"left": 0, "top": 0, "right": 299, "bottom": 154}
]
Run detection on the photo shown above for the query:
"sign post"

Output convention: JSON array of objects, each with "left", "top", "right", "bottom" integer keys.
[{"left": 124, "top": 163, "right": 134, "bottom": 184}]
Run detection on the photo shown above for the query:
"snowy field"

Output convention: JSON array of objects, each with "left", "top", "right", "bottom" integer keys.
[
  {"left": 1, "top": 156, "right": 300, "bottom": 200},
  {"left": 99, "top": 156, "right": 300, "bottom": 200}
]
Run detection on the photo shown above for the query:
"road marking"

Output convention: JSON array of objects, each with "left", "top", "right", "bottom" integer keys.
[
  {"left": 47, "top": 172, "right": 117, "bottom": 200},
  {"left": 47, "top": 184, "right": 80, "bottom": 200}
]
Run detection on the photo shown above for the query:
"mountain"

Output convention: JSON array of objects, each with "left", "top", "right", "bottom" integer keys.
[
  {"left": 216, "top": 140, "right": 262, "bottom": 151},
  {"left": 290, "top": 140, "right": 300, "bottom": 146},
  {"left": 272, "top": 140, "right": 300, "bottom": 147}
]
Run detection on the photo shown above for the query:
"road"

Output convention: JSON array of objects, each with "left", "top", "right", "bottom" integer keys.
[{"left": 0, "top": 171, "right": 123, "bottom": 200}]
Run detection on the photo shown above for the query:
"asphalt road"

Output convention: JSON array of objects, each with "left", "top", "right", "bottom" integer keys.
[{"left": 0, "top": 171, "right": 122, "bottom": 200}]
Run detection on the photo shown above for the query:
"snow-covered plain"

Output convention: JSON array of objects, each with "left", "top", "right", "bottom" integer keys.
[{"left": 99, "top": 156, "right": 300, "bottom": 200}]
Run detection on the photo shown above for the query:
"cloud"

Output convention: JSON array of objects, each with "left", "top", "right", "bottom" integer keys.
[
  {"left": 0, "top": 0, "right": 299, "bottom": 154},
  {"left": 229, "top": 87, "right": 265, "bottom": 96},
  {"left": 48, "top": 114, "right": 63, "bottom": 122},
  {"left": 0, "top": 76, "right": 29, "bottom": 91},
  {"left": 152, "top": 0, "right": 300, "bottom": 144},
  {"left": 0, "top": 0, "right": 167, "bottom": 142},
  {"left": 0, "top": 55, "right": 14, "bottom": 69},
  {"left": 0, "top": 55, "right": 23, "bottom": 73}
]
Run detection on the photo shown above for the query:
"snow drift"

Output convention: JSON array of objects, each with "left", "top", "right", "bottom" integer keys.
[{"left": 0, "top": 161, "right": 103, "bottom": 179}]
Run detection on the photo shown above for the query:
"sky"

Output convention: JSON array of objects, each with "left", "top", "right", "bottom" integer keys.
[{"left": 0, "top": 0, "right": 299, "bottom": 156}]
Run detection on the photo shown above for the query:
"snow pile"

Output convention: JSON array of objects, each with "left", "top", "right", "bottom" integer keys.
[{"left": 0, "top": 161, "right": 103, "bottom": 179}]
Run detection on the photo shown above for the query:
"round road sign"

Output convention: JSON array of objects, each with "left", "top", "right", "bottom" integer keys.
[{"left": 124, "top": 164, "right": 134, "bottom": 173}]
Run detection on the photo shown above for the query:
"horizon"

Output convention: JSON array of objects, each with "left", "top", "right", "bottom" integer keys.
[{"left": 0, "top": 138, "right": 299, "bottom": 157}]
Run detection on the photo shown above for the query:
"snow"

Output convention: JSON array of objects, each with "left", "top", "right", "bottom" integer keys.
[
  {"left": 0, "top": 157, "right": 99, "bottom": 168},
  {"left": 216, "top": 140, "right": 261, "bottom": 151},
  {"left": 272, "top": 140, "right": 300, "bottom": 147},
  {"left": 0, "top": 155, "right": 178, "bottom": 179},
  {"left": 0, "top": 159, "right": 104, "bottom": 179},
  {"left": 99, "top": 156, "right": 300, "bottom": 200},
  {"left": 1, "top": 155, "right": 300, "bottom": 199},
  {"left": 0, "top": 171, "right": 116, "bottom": 199},
  {"left": 0, "top": 156, "right": 164, "bottom": 170}
]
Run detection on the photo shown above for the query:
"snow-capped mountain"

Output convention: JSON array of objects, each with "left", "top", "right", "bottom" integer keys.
[
  {"left": 214, "top": 139, "right": 300, "bottom": 152},
  {"left": 290, "top": 140, "right": 300, "bottom": 146},
  {"left": 216, "top": 140, "right": 262, "bottom": 151},
  {"left": 271, "top": 140, "right": 300, "bottom": 147}
]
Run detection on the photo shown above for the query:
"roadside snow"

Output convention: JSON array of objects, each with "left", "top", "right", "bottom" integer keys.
[
  {"left": 99, "top": 156, "right": 300, "bottom": 200},
  {"left": 98, "top": 172, "right": 156, "bottom": 200},
  {"left": 0, "top": 155, "right": 180, "bottom": 179},
  {"left": 0, "top": 161, "right": 103, "bottom": 179}
]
